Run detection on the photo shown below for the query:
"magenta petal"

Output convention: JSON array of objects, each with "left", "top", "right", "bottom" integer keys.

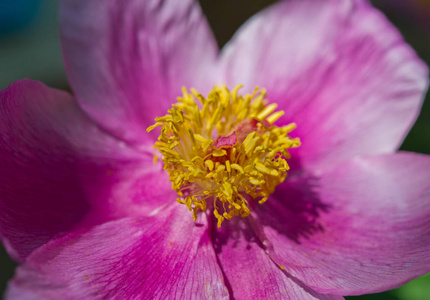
[
  {"left": 258, "top": 152, "right": 430, "bottom": 295},
  {"left": 60, "top": 0, "right": 219, "bottom": 145},
  {"left": 221, "top": 0, "right": 428, "bottom": 171},
  {"left": 6, "top": 206, "right": 229, "bottom": 299},
  {"left": 214, "top": 218, "right": 344, "bottom": 299},
  {"left": 0, "top": 80, "right": 162, "bottom": 262},
  {"left": 79, "top": 155, "right": 177, "bottom": 227}
]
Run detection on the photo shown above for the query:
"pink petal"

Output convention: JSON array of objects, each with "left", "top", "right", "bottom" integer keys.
[
  {"left": 257, "top": 152, "right": 430, "bottom": 295},
  {"left": 214, "top": 217, "right": 343, "bottom": 300},
  {"left": 60, "top": 0, "right": 219, "bottom": 145},
  {"left": 220, "top": 0, "right": 428, "bottom": 172},
  {"left": 0, "top": 80, "right": 168, "bottom": 262},
  {"left": 6, "top": 206, "right": 229, "bottom": 299}
]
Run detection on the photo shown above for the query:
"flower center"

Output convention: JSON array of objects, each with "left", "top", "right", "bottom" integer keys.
[{"left": 147, "top": 85, "right": 300, "bottom": 227}]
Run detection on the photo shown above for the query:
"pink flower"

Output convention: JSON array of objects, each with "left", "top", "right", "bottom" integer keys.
[{"left": 1, "top": 0, "right": 429, "bottom": 299}]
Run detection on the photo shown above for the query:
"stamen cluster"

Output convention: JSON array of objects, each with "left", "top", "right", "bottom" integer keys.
[{"left": 148, "top": 85, "right": 300, "bottom": 227}]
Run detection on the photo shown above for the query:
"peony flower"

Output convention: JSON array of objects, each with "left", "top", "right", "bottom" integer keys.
[{"left": 1, "top": 0, "right": 429, "bottom": 299}]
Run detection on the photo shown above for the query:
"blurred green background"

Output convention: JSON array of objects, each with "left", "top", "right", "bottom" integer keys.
[{"left": 0, "top": 0, "right": 429, "bottom": 298}]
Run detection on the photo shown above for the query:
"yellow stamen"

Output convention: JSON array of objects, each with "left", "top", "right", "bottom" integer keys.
[{"left": 147, "top": 85, "right": 300, "bottom": 227}]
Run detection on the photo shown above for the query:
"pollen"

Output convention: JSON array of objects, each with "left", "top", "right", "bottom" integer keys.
[{"left": 147, "top": 85, "right": 300, "bottom": 227}]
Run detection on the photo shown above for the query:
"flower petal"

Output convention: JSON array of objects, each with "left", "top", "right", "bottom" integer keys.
[
  {"left": 6, "top": 206, "right": 229, "bottom": 299},
  {"left": 0, "top": 80, "right": 166, "bottom": 262},
  {"left": 213, "top": 217, "right": 344, "bottom": 299},
  {"left": 60, "top": 0, "right": 219, "bottom": 145},
  {"left": 221, "top": 0, "right": 428, "bottom": 171},
  {"left": 257, "top": 152, "right": 430, "bottom": 295}
]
